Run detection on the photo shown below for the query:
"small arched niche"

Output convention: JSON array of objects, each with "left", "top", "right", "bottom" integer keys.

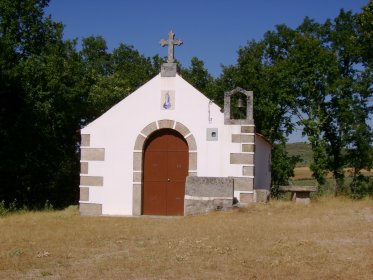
[{"left": 224, "top": 87, "right": 254, "bottom": 125}]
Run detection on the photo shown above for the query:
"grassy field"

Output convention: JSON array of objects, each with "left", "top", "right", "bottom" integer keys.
[
  {"left": 286, "top": 142, "right": 313, "bottom": 167},
  {"left": 292, "top": 166, "right": 373, "bottom": 181},
  {"left": 287, "top": 142, "right": 372, "bottom": 185},
  {"left": 1, "top": 198, "right": 373, "bottom": 279}
]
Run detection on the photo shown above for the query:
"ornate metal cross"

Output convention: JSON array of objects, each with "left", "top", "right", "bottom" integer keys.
[{"left": 160, "top": 31, "right": 183, "bottom": 63}]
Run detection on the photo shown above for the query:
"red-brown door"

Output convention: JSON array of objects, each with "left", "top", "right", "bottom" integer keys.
[{"left": 143, "top": 129, "right": 188, "bottom": 216}]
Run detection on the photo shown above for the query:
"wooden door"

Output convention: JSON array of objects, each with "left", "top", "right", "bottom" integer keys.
[{"left": 143, "top": 129, "right": 188, "bottom": 216}]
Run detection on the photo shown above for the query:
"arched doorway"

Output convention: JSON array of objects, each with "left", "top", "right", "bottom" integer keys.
[{"left": 143, "top": 129, "right": 189, "bottom": 216}]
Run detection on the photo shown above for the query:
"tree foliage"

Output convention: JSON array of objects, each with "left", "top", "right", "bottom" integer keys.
[
  {"left": 0, "top": 1, "right": 372, "bottom": 209},
  {"left": 215, "top": 37, "right": 299, "bottom": 189},
  {"left": 0, "top": 0, "right": 81, "bottom": 207},
  {"left": 290, "top": 10, "right": 373, "bottom": 195},
  {"left": 180, "top": 57, "right": 216, "bottom": 100},
  {"left": 217, "top": 4, "right": 372, "bottom": 196},
  {"left": 0, "top": 1, "right": 160, "bottom": 208}
]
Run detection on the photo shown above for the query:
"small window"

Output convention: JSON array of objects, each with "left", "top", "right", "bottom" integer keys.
[{"left": 207, "top": 128, "right": 218, "bottom": 141}]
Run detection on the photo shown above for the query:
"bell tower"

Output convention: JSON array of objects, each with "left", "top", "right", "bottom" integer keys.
[{"left": 224, "top": 87, "right": 256, "bottom": 204}]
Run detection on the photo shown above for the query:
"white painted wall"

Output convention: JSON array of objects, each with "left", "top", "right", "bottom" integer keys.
[
  {"left": 254, "top": 134, "right": 272, "bottom": 189},
  {"left": 80, "top": 74, "right": 250, "bottom": 215}
]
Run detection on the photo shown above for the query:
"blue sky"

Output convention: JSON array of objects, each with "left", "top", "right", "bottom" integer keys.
[
  {"left": 47, "top": 0, "right": 368, "bottom": 77},
  {"left": 46, "top": 0, "right": 370, "bottom": 142}
]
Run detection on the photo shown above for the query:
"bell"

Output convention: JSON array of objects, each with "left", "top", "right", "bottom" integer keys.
[{"left": 236, "top": 97, "right": 244, "bottom": 108}]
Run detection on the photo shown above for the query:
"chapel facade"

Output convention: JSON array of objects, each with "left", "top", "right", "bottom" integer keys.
[{"left": 79, "top": 32, "right": 271, "bottom": 216}]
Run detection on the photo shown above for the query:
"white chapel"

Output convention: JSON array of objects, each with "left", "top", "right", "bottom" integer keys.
[{"left": 79, "top": 31, "right": 271, "bottom": 216}]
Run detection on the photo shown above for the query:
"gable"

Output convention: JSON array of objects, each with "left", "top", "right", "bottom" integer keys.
[{"left": 82, "top": 73, "right": 221, "bottom": 133}]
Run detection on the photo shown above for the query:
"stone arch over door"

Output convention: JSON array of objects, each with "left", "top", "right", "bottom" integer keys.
[{"left": 132, "top": 119, "right": 197, "bottom": 215}]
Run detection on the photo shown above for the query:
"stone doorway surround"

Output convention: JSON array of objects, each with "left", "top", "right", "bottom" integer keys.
[{"left": 132, "top": 119, "right": 197, "bottom": 215}]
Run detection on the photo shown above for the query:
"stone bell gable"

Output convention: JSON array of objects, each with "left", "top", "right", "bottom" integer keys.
[{"left": 224, "top": 87, "right": 254, "bottom": 125}]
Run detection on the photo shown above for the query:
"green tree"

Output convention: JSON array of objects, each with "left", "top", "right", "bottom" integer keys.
[
  {"left": 84, "top": 42, "right": 160, "bottom": 121},
  {"left": 291, "top": 12, "right": 373, "bottom": 195},
  {"left": 0, "top": 0, "right": 84, "bottom": 207},
  {"left": 217, "top": 7, "right": 372, "bottom": 196},
  {"left": 350, "top": 1, "right": 373, "bottom": 196},
  {"left": 17, "top": 38, "right": 85, "bottom": 207},
  {"left": 180, "top": 57, "right": 216, "bottom": 100},
  {"left": 216, "top": 37, "right": 299, "bottom": 190},
  {"left": 356, "top": 0, "right": 373, "bottom": 66},
  {"left": 79, "top": 36, "right": 112, "bottom": 122},
  {"left": 81, "top": 36, "right": 111, "bottom": 76},
  {"left": 288, "top": 18, "right": 337, "bottom": 187}
]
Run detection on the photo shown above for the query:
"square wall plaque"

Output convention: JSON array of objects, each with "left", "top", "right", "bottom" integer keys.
[{"left": 207, "top": 128, "right": 218, "bottom": 141}]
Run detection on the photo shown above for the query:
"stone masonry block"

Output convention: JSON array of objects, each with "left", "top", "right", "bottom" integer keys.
[
  {"left": 133, "top": 152, "right": 142, "bottom": 171},
  {"left": 141, "top": 122, "right": 157, "bottom": 137},
  {"left": 185, "top": 176, "right": 233, "bottom": 197},
  {"left": 242, "top": 166, "right": 254, "bottom": 176},
  {"left": 161, "top": 63, "right": 178, "bottom": 77},
  {"left": 186, "top": 135, "right": 197, "bottom": 150},
  {"left": 240, "top": 193, "right": 254, "bottom": 203},
  {"left": 134, "top": 134, "right": 146, "bottom": 150},
  {"left": 133, "top": 172, "right": 142, "bottom": 182},
  {"left": 80, "top": 176, "right": 103, "bottom": 186},
  {"left": 80, "top": 187, "right": 89, "bottom": 201},
  {"left": 232, "top": 134, "right": 255, "bottom": 143},
  {"left": 81, "top": 148, "right": 105, "bottom": 161},
  {"left": 158, "top": 119, "right": 175, "bottom": 129},
  {"left": 132, "top": 184, "right": 142, "bottom": 216},
  {"left": 175, "top": 122, "right": 190, "bottom": 136},
  {"left": 81, "top": 134, "right": 90, "bottom": 146},
  {"left": 242, "top": 144, "right": 255, "bottom": 152},
  {"left": 189, "top": 152, "right": 197, "bottom": 170},
  {"left": 80, "top": 162, "right": 88, "bottom": 174},
  {"left": 184, "top": 198, "right": 233, "bottom": 215},
  {"left": 80, "top": 203, "right": 102, "bottom": 216},
  {"left": 230, "top": 153, "right": 254, "bottom": 164},
  {"left": 241, "top": 126, "right": 255, "bottom": 133},
  {"left": 184, "top": 199, "right": 213, "bottom": 215},
  {"left": 233, "top": 177, "right": 254, "bottom": 191}
]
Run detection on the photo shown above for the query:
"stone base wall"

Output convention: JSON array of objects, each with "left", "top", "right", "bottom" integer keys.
[
  {"left": 184, "top": 176, "right": 233, "bottom": 215},
  {"left": 184, "top": 197, "right": 233, "bottom": 215}
]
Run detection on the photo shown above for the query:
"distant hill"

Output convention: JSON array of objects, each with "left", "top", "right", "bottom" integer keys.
[{"left": 286, "top": 142, "right": 313, "bottom": 167}]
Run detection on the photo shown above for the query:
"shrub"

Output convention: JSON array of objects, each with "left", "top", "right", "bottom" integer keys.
[
  {"left": 0, "top": 199, "right": 18, "bottom": 216},
  {"left": 350, "top": 175, "right": 373, "bottom": 199}
]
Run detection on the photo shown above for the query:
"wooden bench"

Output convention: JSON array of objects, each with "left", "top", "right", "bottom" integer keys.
[{"left": 279, "top": 186, "right": 317, "bottom": 204}]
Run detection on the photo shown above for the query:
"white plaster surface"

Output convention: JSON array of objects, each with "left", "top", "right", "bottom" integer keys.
[{"left": 80, "top": 74, "right": 271, "bottom": 215}]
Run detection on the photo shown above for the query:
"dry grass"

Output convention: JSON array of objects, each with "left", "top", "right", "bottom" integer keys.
[{"left": 1, "top": 199, "right": 373, "bottom": 279}]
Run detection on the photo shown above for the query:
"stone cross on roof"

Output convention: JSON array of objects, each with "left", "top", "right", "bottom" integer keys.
[{"left": 160, "top": 31, "right": 183, "bottom": 63}]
